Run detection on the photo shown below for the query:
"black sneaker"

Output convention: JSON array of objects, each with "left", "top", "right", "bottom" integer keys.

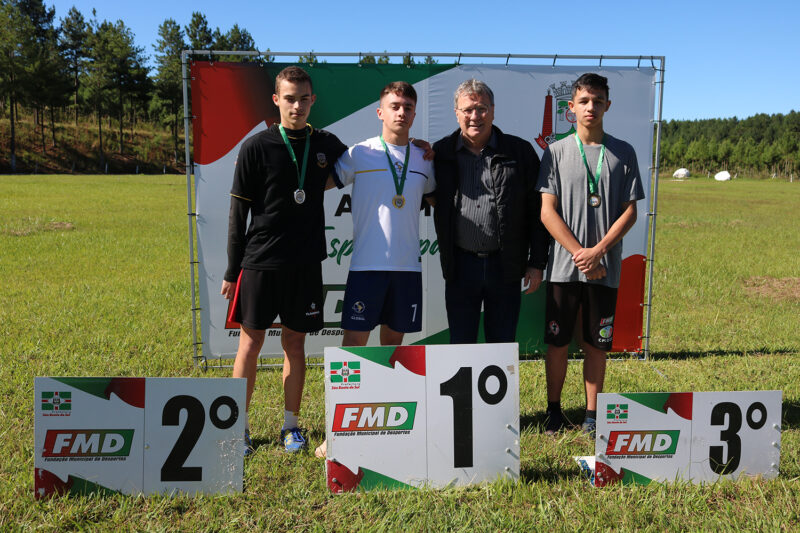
[
  {"left": 244, "top": 428, "right": 254, "bottom": 457},
  {"left": 544, "top": 409, "right": 566, "bottom": 436},
  {"left": 581, "top": 417, "right": 597, "bottom": 439}
]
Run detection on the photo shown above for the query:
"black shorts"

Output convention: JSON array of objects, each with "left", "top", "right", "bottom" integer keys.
[
  {"left": 341, "top": 271, "right": 422, "bottom": 333},
  {"left": 232, "top": 265, "right": 323, "bottom": 332},
  {"left": 544, "top": 282, "right": 618, "bottom": 351}
]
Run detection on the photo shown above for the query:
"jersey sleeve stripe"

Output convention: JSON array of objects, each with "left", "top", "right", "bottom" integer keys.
[
  {"left": 230, "top": 193, "right": 252, "bottom": 201},
  {"left": 355, "top": 168, "right": 386, "bottom": 174}
]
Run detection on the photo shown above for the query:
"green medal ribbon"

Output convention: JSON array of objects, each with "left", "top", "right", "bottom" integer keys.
[
  {"left": 279, "top": 124, "right": 311, "bottom": 193},
  {"left": 379, "top": 135, "right": 410, "bottom": 200},
  {"left": 574, "top": 133, "right": 606, "bottom": 197}
]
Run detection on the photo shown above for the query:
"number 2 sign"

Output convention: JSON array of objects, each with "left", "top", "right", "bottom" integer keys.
[
  {"left": 35, "top": 377, "right": 245, "bottom": 497},
  {"left": 324, "top": 344, "right": 520, "bottom": 492}
]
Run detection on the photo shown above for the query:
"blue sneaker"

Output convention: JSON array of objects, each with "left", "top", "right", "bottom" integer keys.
[
  {"left": 281, "top": 427, "right": 308, "bottom": 453},
  {"left": 244, "top": 428, "right": 254, "bottom": 457},
  {"left": 582, "top": 417, "right": 597, "bottom": 439}
]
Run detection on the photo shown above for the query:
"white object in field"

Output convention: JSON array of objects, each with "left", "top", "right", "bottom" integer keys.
[
  {"left": 673, "top": 168, "right": 690, "bottom": 178},
  {"left": 714, "top": 170, "right": 731, "bottom": 181}
]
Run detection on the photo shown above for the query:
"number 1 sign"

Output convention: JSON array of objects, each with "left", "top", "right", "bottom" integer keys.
[{"left": 324, "top": 344, "right": 520, "bottom": 492}]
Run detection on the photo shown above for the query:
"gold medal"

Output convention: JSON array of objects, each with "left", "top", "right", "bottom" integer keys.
[
  {"left": 392, "top": 195, "right": 405, "bottom": 209},
  {"left": 589, "top": 194, "right": 601, "bottom": 208}
]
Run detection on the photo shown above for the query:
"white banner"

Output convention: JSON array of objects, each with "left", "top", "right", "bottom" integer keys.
[{"left": 192, "top": 64, "right": 657, "bottom": 358}]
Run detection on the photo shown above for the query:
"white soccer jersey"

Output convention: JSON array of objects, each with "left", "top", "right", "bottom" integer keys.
[{"left": 334, "top": 136, "right": 435, "bottom": 271}]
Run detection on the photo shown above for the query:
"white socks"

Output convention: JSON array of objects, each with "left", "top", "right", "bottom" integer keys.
[{"left": 282, "top": 410, "right": 299, "bottom": 431}]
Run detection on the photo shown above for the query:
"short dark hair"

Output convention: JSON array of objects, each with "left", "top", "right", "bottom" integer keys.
[
  {"left": 380, "top": 81, "right": 417, "bottom": 104},
  {"left": 572, "top": 73, "right": 609, "bottom": 100},
  {"left": 275, "top": 66, "right": 312, "bottom": 94}
]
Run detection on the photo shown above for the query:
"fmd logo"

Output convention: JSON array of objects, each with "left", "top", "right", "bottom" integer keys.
[
  {"left": 42, "top": 430, "right": 135, "bottom": 457},
  {"left": 605, "top": 430, "right": 680, "bottom": 455},
  {"left": 332, "top": 402, "right": 417, "bottom": 432}
]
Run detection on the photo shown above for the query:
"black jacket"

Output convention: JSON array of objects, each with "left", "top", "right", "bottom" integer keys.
[{"left": 432, "top": 126, "right": 549, "bottom": 283}]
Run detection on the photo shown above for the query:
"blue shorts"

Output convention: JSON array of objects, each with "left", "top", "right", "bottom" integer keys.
[{"left": 341, "top": 271, "right": 423, "bottom": 332}]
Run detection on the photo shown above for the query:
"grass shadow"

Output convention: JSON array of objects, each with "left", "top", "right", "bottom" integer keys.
[
  {"left": 521, "top": 407, "right": 587, "bottom": 434},
  {"left": 784, "top": 400, "right": 800, "bottom": 429},
  {"left": 649, "top": 348, "right": 798, "bottom": 360},
  {"left": 521, "top": 464, "right": 586, "bottom": 484}
]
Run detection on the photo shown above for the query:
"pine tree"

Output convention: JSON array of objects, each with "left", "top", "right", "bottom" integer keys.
[
  {"left": 59, "top": 6, "right": 87, "bottom": 127},
  {"left": 153, "top": 18, "right": 185, "bottom": 163}
]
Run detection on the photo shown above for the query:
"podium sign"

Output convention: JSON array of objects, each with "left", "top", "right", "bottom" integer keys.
[
  {"left": 324, "top": 344, "right": 520, "bottom": 492},
  {"left": 35, "top": 377, "right": 246, "bottom": 498},
  {"left": 595, "top": 391, "right": 781, "bottom": 486}
]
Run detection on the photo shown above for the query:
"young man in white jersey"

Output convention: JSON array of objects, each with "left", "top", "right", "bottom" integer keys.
[
  {"left": 315, "top": 81, "right": 435, "bottom": 458},
  {"left": 334, "top": 81, "right": 436, "bottom": 347}
]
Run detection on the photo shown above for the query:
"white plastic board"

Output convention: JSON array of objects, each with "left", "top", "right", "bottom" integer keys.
[
  {"left": 324, "top": 344, "right": 519, "bottom": 491},
  {"left": 594, "top": 391, "right": 781, "bottom": 486},
  {"left": 34, "top": 377, "right": 245, "bottom": 497}
]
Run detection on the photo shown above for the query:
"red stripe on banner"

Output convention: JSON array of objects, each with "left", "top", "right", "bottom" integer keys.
[
  {"left": 226, "top": 270, "right": 244, "bottom": 329},
  {"left": 327, "top": 460, "right": 364, "bottom": 493},
  {"left": 105, "top": 378, "right": 145, "bottom": 409},
  {"left": 191, "top": 62, "right": 280, "bottom": 165},
  {"left": 611, "top": 254, "right": 647, "bottom": 353},
  {"left": 389, "top": 346, "right": 426, "bottom": 376},
  {"left": 663, "top": 392, "right": 693, "bottom": 420},
  {"left": 35, "top": 468, "right": 73, "bottom": 499}
]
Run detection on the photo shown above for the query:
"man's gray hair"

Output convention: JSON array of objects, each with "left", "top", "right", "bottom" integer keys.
[{"left": 454, "top": 79, "right": 495, "bottom": 108}]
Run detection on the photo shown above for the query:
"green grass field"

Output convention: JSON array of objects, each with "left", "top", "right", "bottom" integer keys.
[{"left": 1, "top": 176, "right": 799, "bottom": 531}]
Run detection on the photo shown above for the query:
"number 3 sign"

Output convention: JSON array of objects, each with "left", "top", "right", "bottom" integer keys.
[
  {"left": 324, "top": 344, "right": 520, "bottom": 492},
  {"left": 594, "top": 391, "right": 781, "bottom": 486},
  {"left": 35, "top": 377, "right": 246, "bottom": 497}
]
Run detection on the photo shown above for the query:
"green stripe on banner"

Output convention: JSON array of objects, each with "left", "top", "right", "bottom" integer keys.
[
  {"left": 358, "top": 467, "right": 415, "bottom": 491},
  {"left": 340, "top": 346, "right": 396, "bottom": 369},
  {"left": 68, "top": 475, "right": 119, "bottom": 496},
  {"left": 620, "top": 468, "right": 655, "bottom": 486},
  {"left": 264, "top": 63, "right": 455, "bottom": 129},
  {"left": 620, "top": 393, "right": 673, "bottom": 414},
  {"left": 53, "top": 377, "right": 114, "bottom": 401}
]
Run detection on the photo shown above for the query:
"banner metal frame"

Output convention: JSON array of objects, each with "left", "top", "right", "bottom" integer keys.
[{"left": 181, "top": 51, "right": 665, "bottom": 368}]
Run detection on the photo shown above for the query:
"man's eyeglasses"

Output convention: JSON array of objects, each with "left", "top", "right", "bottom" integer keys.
[{"left": 456, "top": 105, "right": 490, "bottom": 117}]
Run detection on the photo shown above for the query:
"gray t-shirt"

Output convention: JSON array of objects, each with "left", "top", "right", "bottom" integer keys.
[{"left": 536, "top": 133, "right": 645, "bottom": 288}]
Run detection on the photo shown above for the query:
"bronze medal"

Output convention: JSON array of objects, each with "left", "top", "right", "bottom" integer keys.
[{"left": 589, "top": 194, "right": 601, "bottom": 208}]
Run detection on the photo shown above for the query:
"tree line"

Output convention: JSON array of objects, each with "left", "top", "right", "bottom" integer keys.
[
  {"left": 1, "top": 1, "right": 795, "bottom": 176},
  {"left": 0, "top": 1, "right": 439, "bottom": 173},
  {"left": 0, "top": 0, "right": 261, "bottom": 172},
  {"left": 659, "top": 112, "right": 799, "bottom": 178}
]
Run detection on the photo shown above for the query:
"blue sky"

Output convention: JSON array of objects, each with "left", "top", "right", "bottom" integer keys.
[{"left": 48, "top": 0, "right": 798, "bottom": 121}]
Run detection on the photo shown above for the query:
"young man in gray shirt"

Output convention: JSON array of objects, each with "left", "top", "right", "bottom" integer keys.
[{"left": 536, "top": 73, "right": 645, "bottom": 436}]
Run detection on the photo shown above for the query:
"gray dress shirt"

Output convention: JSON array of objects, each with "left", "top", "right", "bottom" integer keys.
[{"left": 454, "top": 132, "right": 501, "bottom": 253}]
